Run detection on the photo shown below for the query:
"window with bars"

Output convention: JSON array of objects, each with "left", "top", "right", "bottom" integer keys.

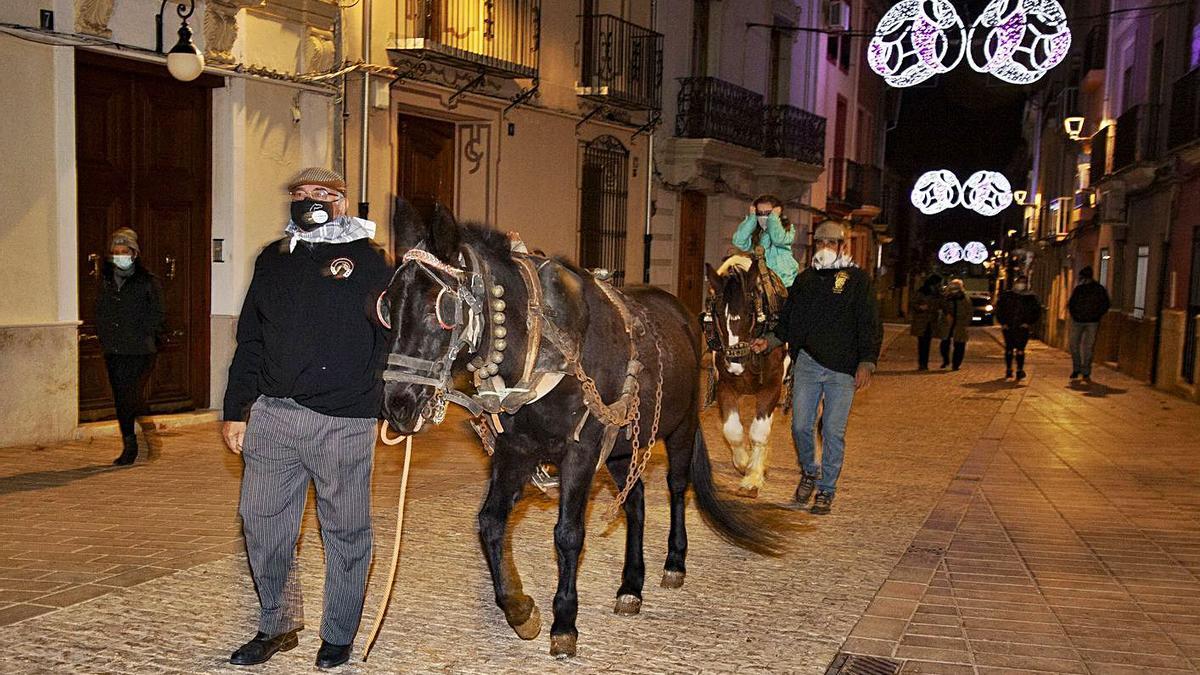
[{"left": 579, "top": 135, "right": 630, "bottom": 285}]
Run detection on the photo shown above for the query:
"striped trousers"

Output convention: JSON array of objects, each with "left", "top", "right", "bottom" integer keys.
[{"left": 239, "top": 396, "right": 376, "bottom": 645}]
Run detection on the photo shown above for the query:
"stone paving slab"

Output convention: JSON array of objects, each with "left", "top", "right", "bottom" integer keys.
[
  {"left": 0, "top": 327, "right": 1168, "bottom": 673},
  {"left": 842, "top": 333, "right": 1200, "bottom": 674}
]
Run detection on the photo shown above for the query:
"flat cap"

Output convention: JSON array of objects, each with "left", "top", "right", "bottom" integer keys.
[{"left": 287, "top": 167, "right": 347, "bottom": 193}]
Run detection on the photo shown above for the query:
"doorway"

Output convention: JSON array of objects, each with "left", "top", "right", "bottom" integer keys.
[
  {"left": 677, "top": 190, "right": 707, "bottom": 316},
  {"left": 75, "top": 52, "right": 215, "bottom": 422},
  {"left": 396, "top": 113, "right": 456, "bottom": 242}
]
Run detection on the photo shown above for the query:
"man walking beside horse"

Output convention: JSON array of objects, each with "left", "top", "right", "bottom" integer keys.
[{"left": 752, "top": 220, "right": 882, "bottom": 515}]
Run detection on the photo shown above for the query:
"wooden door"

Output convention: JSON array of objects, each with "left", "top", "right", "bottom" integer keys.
[
  {"left": 397, "top": 113, "right": 455, "bottom": 240},
  {"left": 76, "top": 52, "right": 214, "bottom": 421},
  {"left": 677, "top": 190, "right": 707, "bottom": 316}
]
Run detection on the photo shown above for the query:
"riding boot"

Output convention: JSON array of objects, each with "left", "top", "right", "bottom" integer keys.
[{"left": 113, "top": 434, "right": 138, "bottom": 466}]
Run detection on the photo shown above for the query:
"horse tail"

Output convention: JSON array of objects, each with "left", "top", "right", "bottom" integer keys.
[{"left": 689, "top": 428, "right": 787, "bottom": 556}]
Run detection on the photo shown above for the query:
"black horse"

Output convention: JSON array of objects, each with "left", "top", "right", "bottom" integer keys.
[{"left": 379, "top": 203, "right": 781, "bottom": 658}]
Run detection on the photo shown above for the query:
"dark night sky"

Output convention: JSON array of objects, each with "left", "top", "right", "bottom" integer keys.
[{"left": 885, "top": 44, "right": 1030, "bottom": 252}]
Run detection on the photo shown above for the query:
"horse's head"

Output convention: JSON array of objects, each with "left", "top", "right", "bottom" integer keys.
[
  {"left": 705, "top": 258, "right": 764, "bottom": 376},
  {"left": 380, "top": 202, "right": 486, "bottom": 434}
]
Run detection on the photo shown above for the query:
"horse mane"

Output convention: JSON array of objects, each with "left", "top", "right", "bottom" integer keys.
[{"left": 455, "top": 221, "right": 516, "bottom": 263}]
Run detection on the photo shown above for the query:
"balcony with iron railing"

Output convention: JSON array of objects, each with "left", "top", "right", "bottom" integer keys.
[
  {"left": 764, "top": 105, "right": 826, "bottom": 166},
  {"left": 827, "top": 157, "right": 882, "bottom": 208},
  {"left": 1111, "top": 103, "right": 1160, "bottom": 174},
  {"left": 1169, "top": 68, "right": 1200, "bottom": 150},
  {"left": 577, "top": 14, "right": 662, "bottom": 111},
  {"left": 389, "top": 0, "right": 540, "bottom": 79},
  {"left": 675, "top": 76, "right": 764, "bottom": 150}
]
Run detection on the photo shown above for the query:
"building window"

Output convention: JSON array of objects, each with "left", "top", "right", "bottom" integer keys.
[
  {"left": 1098, "top": 247, "right": 1110, "bottom": 290},
  {"left": 579, "top": 135, "right": 630, "bottom": 285},
  {"left": 1133, "top": 245, "right": 1150, "bottom": 319},
  {"left": 826, "top": 2, "right": 852, "bottom": 72}
]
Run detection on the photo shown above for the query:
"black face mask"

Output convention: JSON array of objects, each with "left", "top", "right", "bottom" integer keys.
[{"left": 290, "top": 199, "right": 336, "bottom": 231}]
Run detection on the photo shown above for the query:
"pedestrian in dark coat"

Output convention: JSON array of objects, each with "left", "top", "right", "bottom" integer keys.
[
  {"left": 938, "top": 278, "right": 973, "bottom": 370},
  {"left": 221, "top": 167, "right": 393, "bottom": 669},
  {"left": 909, "top": 274, "right": 942, "bottom": 370},
  {"left": 96, "top": 227, "right": 164, "bottom": 466},
  {"left": 995, "top": 276, "right": 1041, "bottom": 381},
  {"left": 1066, "top": 266, "right": 1111, "bottom": 383}
]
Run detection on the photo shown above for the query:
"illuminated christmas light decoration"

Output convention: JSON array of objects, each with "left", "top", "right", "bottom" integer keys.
[
  {"left": 910, "top": 170, "right": 963, "bottom": 214},
  {"left": 963, "top": 241, "right": 990, "bottom": 264},
  {"left": 961, "top": 170, "right": 1014, "bottom": 216},
  {"left": 966, "top": 0, "right": 1072, "bottom": 85},
  {"left": 868, "top": 0, "right": 965, "bottom": 87},
  {"left": 938, "top": 241, "right": 965, "bottom": 264}
]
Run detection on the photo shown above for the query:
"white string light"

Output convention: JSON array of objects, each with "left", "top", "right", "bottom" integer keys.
[
  {"left": 938, "top": 242, "right": 965, "bottom": 264},
  {"left": 963, "top": 241, "right": 990, "bottom": 264},
  {"left": 961, "top": 170, "right": 1014, "bottom": 216},
  {"left": 911, "top": 170, "right": 1013, "bottom": 215},
  {"left": 910, "top": 170, "right": 963, "bottom": 214},
  {"left": 938, "top": 241, "right": 990, "bottom": 264},
  {"left": 867, "top": 0, "right": 965, "bottom": 87}
]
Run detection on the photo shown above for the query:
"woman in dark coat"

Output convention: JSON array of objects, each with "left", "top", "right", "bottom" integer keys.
[
  {"left": 938, "top": 278, "right": 974, "bottom": 370},
  {"left": 96, "top": 228, "right": 164, "bottom": 465},
  {"left": 995, "top": 275, "right": 1041, "bottom": 381},
  {"left": 909, "top": 274, "right": 942, "bottom": 370}
]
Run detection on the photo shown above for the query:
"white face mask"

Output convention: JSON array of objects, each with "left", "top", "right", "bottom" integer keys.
[
  {"left": 756, "top": 215, "right": 769, "bottom": 228},
  {"left": 812, "top": 248, "right": 838, "bottom": 269},
  {"left": 112, "top": 255, "right": 134, "bottom": 270},
  {"left": 1014, "top": 282, "right": 1028, "bottom": 292}
]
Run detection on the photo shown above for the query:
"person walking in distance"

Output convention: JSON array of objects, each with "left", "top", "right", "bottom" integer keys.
[
  {"left": 909, "top": 274, "right": 942, "bottom": 370},
  {"left": 1066, "top": 266, "right": 1111, "bottom": 384},
  {"left": 96, "top": 227, "right": 165, "bottom": 466},
  {"left": 995, "top": 275, "right": 1041, "bottom": 381},
  {"left": 938, "top": 278, "right": 973, "bottom": 370},
  {"left": 221, "top": 167, "right": 392, "bottom": 669},
  {"left": 750, "top": 220, "right": 882, "bottom": 515}
]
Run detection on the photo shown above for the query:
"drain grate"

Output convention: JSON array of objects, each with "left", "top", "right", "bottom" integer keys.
[{"left": 825, "top": 653, "right": 903, "bottom": 675}]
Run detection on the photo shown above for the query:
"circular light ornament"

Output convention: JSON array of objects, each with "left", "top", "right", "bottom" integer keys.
[
  {"left": 868, "top": 0, "right": 966, "bottom": 87},
  {"left": 963, "top": 241, "right": 990, "bottom": 264},
  {"left": 938, "top": 241, "right": 965, "bottom": 264},
  {"left": 961, "top": 170, "right": 1013, "bottom": 216},
  {"left": 966, "top": 0, "right": 1071, "bottom": 85},
  {"left": 910, "top": 170, "right": 963, "bottom": 214}
]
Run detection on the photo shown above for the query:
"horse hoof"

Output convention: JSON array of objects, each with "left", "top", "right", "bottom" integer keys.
[
  {"left": 614, "top": 593, "right": 642, "bottom": 616},
  {"left": 737, "top": 484, "right": 760, "bottom": 498},
  {"left": 511, "top": 604, "right": 541, "bottom": 640},
  {"left": 549, "top": 633, "right": 577, "bottom": 659},
  {"left": 660, "top": 570, "right": 685, "bottom": 589}
]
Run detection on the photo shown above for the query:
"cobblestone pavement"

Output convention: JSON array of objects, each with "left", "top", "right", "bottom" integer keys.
[{"left": 0, "top": 327, "right": 1197, "bottom": 674}]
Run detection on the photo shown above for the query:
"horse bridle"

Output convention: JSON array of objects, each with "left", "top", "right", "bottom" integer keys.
[
  {"left": 380, "top": 244, "right": 490, "bottom": 421},
  {"left": 705, "top": 266, "right": 766, "bottom": 362}
]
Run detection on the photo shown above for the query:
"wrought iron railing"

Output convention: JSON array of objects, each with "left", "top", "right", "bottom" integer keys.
[
  {"left": 1112, "top": 103, "right": 1160, "bottom": 173},
  {"left": 764, "top": 105, "right": 826, "bottom": 166},
  {"left": 1169, "top": 68, "right": 1200, "bottom": 149},
  {"left": 827, "top": 157, "right": 882, "bottom": 207},
  {"left": 675, "top": 76, "right": 764, "bottom": 150},
  {"left": 391, "top": 0, "right": 540, "bottom": 78},
  {"left": 578, "top": 14, "right": 662, "bottom": 111}
]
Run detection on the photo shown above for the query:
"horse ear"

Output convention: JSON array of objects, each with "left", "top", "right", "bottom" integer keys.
[
  {"left": 705, "top": 263, "right": 722, "bottom": 293},
  {"left": 392, "top": 197, "right": 424, "bottom": 252},
  {"left": 426, "top": 203, "right": 461, "bottom": 261}
]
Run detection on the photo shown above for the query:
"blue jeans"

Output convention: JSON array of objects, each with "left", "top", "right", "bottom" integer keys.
[
  {"left": 790, "top": 351, "right": 856, "bottom": 496},
  {"left": 1069, "top": 321, "right": 1099, "bottom": 376}
]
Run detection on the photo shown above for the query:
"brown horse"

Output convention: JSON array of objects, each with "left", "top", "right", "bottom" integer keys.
[{"left": 704, "top": 256, "right": 788, "bottom": 498}]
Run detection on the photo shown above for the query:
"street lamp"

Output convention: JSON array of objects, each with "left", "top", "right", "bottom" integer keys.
[
  {"left": 1063, "top": 115, "right": 1085, "bottom": 140},
  {"left": 156, "top": 0, "right": 204, "bottom": 82},
  {"left": 1013, "top": 189, "right": 1028, "bottom": 205}
]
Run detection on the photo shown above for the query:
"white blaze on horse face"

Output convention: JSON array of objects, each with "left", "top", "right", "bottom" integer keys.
[
  {"left": 724, "top": 312, "right": 745, "bottom": 375},
  {"left": 722, "top": 411, "right": 744, "bottom": 448},
  {"left": 749, "top": 414, "right": 773, "bottom": 447}
]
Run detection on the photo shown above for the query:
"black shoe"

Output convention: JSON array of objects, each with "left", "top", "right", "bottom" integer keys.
[
  {"left": 113, "top": 435, "right": 138, "bottom": 466},
  {"left": 940, "top": 361, "right": 949, "bottom": 369},
  {"left": 1069, "top": 371, "right": 1080, "bottom": 380},
  {"left": 1005, "top": 369, "right": 1013, "bottom": 379},
  {"left": 794, "top": 473, "right": 818, "bottom": 505},
  {"left": 315, "top": 640, "right": 352, "bottom": 669},
  {"left": 1015, "top": 371, "right": 1026, "bottom": 381},
  {"left": 811, "top": 492, "right": 834, "bottom": 515},
  {"left": 230, "top": 631, "right": 299, "bottom": 666}
]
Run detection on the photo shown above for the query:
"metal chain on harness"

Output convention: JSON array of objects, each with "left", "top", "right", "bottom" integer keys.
[{"left": 608, "top": 307, "right": 665, "bottom": 517}]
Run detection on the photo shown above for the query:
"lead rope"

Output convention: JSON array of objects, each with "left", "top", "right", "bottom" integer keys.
[{"left": 362, "top": 428, "right": 414, "bottom": 661}]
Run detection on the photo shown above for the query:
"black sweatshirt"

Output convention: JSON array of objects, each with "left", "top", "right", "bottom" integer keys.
[
  {"left": 96, "top": 263, "right": 165, "bottom": 355},
  {"left": 223, "top": 238, "right": 393, "bottom": 421},
  {"left": 771, "top": 266, "right": 883, "bottom": 376}
]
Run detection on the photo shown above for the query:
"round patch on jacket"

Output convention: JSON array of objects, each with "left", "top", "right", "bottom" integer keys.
[{"left": 330, "top": 257, "right": 355, "bottom": 279}]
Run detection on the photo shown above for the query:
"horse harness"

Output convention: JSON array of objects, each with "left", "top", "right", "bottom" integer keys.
[
  {"left": 381, "top": 244, "right": 664, "bottom": 510},
  {"left": 703, "top": 263, "right": 771, "bottom": 375}
]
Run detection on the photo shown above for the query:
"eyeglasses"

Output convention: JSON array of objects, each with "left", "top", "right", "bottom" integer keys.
[{"left": 289, "top": 188, "right": 343, "bottom": 202}]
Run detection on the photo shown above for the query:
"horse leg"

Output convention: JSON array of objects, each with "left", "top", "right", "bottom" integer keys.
[
  {"left": 605, "top": 453, "right": 645, "bottom": 616},
  {"left": 478, "top": 452, "right": 540, "bottom": 641},
  {"left": 717, "top": 385, "right": 748, "bottom": 474},
  {"left": 738, "top": 379, "right": 782, "bottom": 498},
  {"left": 549, "top": 452, "right": 595, "bottom": 658},
  {"left": 661, "top": 421, "right": 694, "bottom": 589}
]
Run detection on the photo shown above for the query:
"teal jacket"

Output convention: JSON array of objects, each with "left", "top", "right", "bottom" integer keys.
[{"left": 732, "top": 213, "right": 799, "bottom": 286}]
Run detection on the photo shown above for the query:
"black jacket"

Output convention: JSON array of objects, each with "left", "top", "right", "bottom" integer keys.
[
  {"left": 223, "top": 238, "right": 393, "bottom": 421},
  {"left": 772, "top": 266, "right": 882, "bottom": 376},
  {"left": 995, "top": 291, "right": 1041, "bottom": 328},
  {"left": 1068, "top": 280, "right": 1111, "bottom": 323},
  {"left": 95, "top": 263, "right": 165, "bottom": 355}
]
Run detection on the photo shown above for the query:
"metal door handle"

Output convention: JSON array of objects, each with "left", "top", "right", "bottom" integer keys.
[
  {"left": 78, "top": 332, "right": 99, "bottom": 344},
  {"left": 165, "top": 255, "right": 176, "bottom": 280},
  {"left": 87, "top": 253, "right": 101, "bottom": 277}
]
